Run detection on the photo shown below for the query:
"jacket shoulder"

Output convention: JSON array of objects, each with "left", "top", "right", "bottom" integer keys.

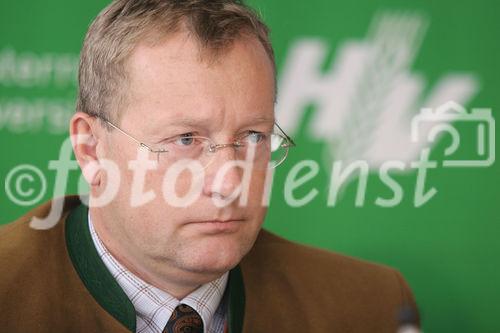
[
  {"left": 0, "top": 196, "right": 130, "bottom": 333},
  {"left": 239, "top": 229, "right": 419, "bottom": 331},
  {"left": 246, "top": 228, "right": 401, "bottom": 279},
  {"left": 0, "top": 196, "right": 81, "bottom": 286},
  {"left": 0, "top": 195, "right": 81, "bottom": 253}
]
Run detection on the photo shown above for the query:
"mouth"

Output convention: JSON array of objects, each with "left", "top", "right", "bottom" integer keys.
[{"left": 185, "top": 219, "right": 245, "bottom": 234}]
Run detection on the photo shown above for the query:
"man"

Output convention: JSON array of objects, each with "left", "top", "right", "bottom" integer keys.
[{"left": 0, "top": 0, "right": 419, "bottom": 332}]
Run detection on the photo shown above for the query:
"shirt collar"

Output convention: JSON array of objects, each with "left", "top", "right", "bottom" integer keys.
[{"left": 88, "top": 211, "right": 228, "bottom": 333}]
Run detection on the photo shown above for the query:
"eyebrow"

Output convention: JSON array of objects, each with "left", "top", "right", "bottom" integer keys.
[
  {"left": 160, "top": 115, "right": 275, "bottom": 129},
  {"left": 240, "top": 116, "right": 275, "bottom": 125}
]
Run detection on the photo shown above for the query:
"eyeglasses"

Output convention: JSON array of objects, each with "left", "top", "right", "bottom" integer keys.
[{"left": 97, "top": 116, "right": 296, "bottom": 169}]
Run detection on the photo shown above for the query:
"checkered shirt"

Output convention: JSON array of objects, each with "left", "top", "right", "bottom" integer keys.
[{"left": 88, "top": 213, "right": 229, "bottom": 333}]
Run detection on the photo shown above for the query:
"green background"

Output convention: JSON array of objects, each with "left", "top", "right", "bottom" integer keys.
[{"left": 1, "top": 0, "right": 499, "bottom": 332}]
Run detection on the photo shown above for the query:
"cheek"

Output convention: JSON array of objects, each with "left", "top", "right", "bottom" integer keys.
[
  {"left": 123, "top": 204, "right": 180, "bottom": 250},
  {"left": 118, "top": 159, "right": 168, "bottom": 204},
  {"left": 172, "top": 169, "right": 200, "bottom": 198},
  {"left": 246, "top": 169, "right": 270, "bottom": 205}
]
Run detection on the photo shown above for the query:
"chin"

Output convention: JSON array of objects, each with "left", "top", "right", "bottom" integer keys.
[{"left": 180, "top": 235, "right": 253, "bottom": 274}]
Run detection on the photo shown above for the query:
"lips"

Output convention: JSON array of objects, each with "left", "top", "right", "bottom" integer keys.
[
  {"left": 185, "top": 219, "right": 245, "bottom": 233},
  {"left": 190, "top": 219, "right": 244, "bottom": 224}
]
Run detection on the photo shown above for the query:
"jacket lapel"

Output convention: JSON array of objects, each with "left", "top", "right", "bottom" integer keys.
[
  {"left": 65, "top": 203, "right": 137, "bottom": 332},
  {"left": 227, "top": 264, "right": 245, "bottom": 333}
]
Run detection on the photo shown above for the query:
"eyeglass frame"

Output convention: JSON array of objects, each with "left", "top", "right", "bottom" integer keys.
[{"left": 92, "top": 114, "right": 296, "bottom": 168}]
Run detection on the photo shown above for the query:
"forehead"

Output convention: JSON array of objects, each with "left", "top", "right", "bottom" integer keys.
[{"left": 121, "top": 31, "right": 275, "bottom": 135}]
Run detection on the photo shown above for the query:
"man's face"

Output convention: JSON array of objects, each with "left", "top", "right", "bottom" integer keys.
[{"left": 97, "top": 31, "right": 275, "bottom": 279}]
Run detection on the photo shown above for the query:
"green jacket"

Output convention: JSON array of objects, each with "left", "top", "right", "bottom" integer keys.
[{"left": 0, "top": 196, "right": 419, "bottom": 332}]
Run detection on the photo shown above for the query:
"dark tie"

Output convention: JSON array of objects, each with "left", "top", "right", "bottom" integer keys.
[{"left": 163, "top": 304, "right": 204, "bottom": 333}]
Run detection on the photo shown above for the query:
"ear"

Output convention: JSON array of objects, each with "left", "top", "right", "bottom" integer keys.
[{"left": 70, "top": 112, "right": 104, "bottom": 186}]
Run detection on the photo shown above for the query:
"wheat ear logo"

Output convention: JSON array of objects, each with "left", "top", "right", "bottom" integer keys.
[{"left": 276, "top": 11, "right": 480, "bottom": 169}]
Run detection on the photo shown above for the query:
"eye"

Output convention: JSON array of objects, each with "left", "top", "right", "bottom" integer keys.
[
  {"left": 174, "top": 133, "right": 196, "bottom": 146},
  {"left": 244, "top": 131, "right": 267, "bottom": 144}
]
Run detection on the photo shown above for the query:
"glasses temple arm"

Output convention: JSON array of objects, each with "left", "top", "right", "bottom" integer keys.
[
  {"left": 104, "top": 119, "right": 160, "bottom": 153},
  {"left": 274, "top": 122, "right": 296, "bottom": 147}
]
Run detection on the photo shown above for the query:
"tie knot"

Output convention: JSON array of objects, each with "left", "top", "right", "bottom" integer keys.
[{"left": 163, "top": 304, "right": 204, "bottom": 333}]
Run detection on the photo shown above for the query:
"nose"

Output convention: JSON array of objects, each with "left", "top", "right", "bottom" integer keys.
[{"left": 202, "top": 145, "right": 244, "bottom": 200}]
